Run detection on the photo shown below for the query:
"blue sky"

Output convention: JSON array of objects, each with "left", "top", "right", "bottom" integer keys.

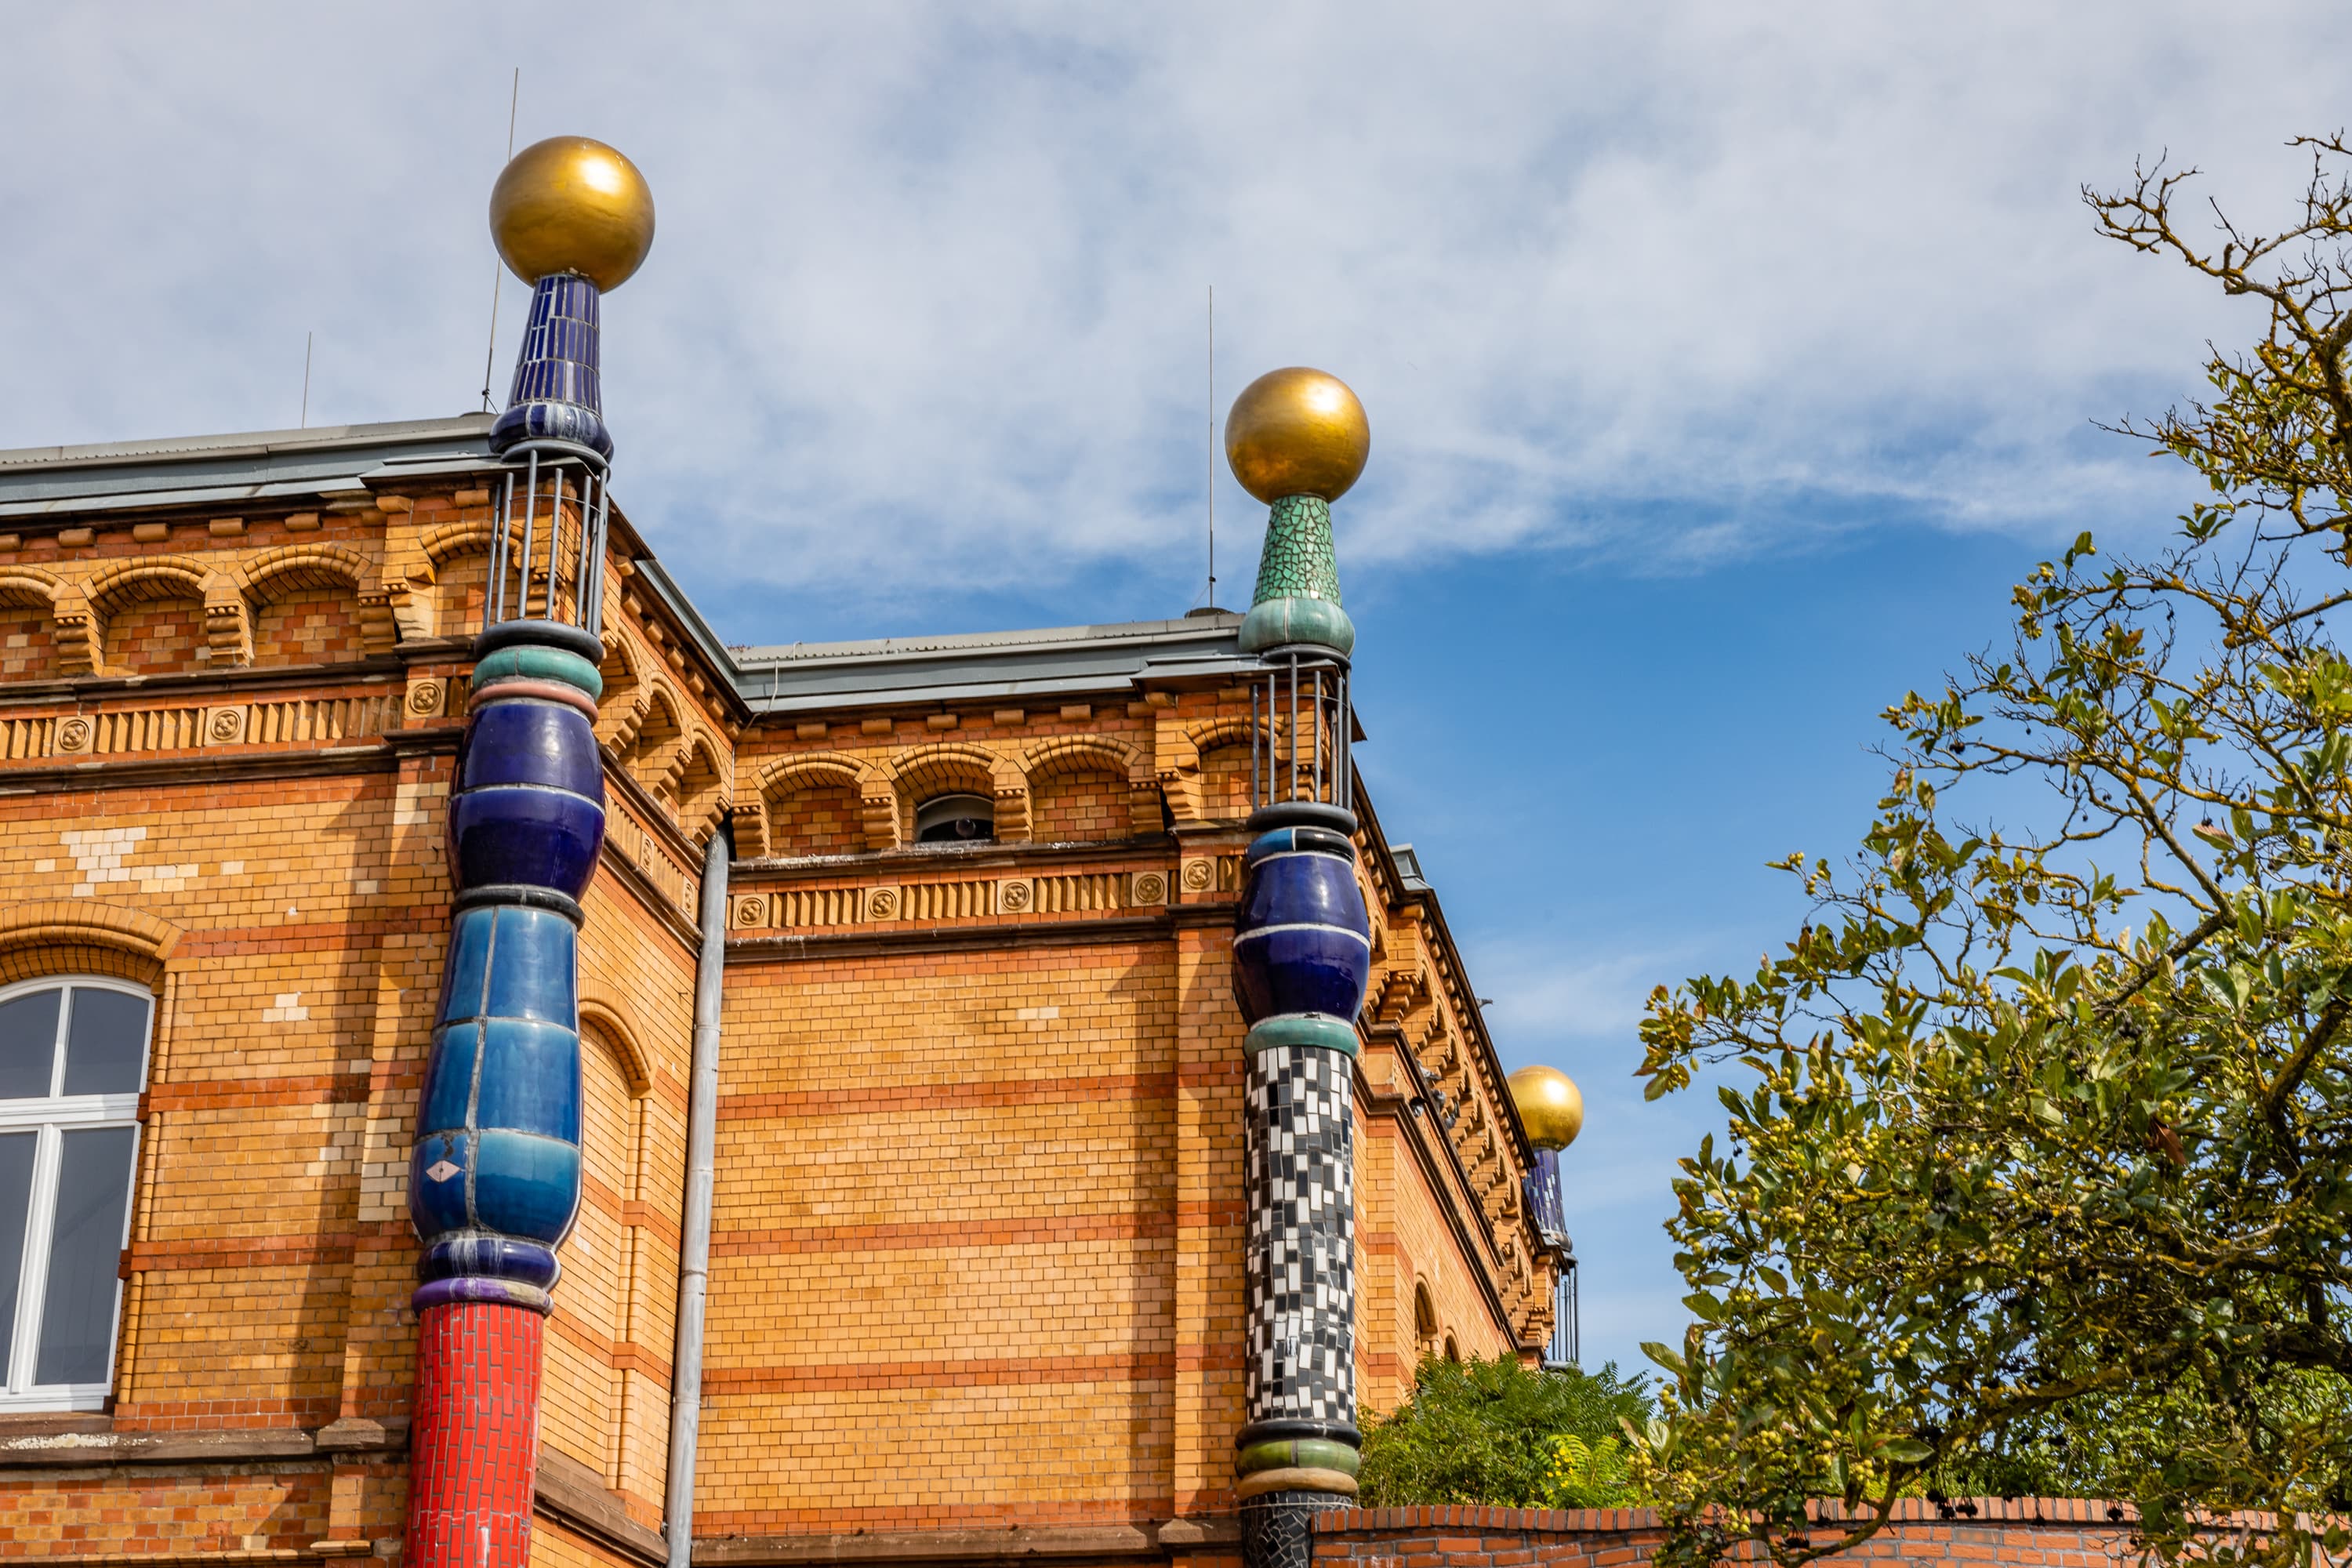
[{"left": 7, "top": 1, "right": 2350, "bottom": 1380}]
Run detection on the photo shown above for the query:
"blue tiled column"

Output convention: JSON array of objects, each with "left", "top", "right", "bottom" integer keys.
[{"left": 408, "top": 624, "right": 607, "bottom": 1312}]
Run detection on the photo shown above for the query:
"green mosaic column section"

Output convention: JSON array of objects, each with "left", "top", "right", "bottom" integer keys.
[{"left": 1240, "top": 495, "right": 1356, "bottom": 655}]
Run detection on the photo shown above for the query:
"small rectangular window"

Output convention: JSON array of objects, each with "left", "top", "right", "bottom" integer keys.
[{"left": 0, "top": 979, "right": 148, "bottom": 1410}]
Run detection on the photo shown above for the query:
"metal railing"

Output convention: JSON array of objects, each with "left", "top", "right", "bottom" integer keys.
[
  {"left": 1547, "top": 1258, "right": 1580, "bottom": 1369},
  {"left": 484, "top": 446, "right": 611, "bottom": 634},
  {"left": 1246, "top": 649, "right": 1352, "bottom": 816}
]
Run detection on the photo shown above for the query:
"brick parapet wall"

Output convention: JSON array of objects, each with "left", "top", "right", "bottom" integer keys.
[{"left": 1311, "top": 1501, "right": 2146, "bottom": 1568}]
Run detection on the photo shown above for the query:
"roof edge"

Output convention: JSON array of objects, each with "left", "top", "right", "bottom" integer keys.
[{"left": 0, "top": 414, "right": 497, "bottom": 474}]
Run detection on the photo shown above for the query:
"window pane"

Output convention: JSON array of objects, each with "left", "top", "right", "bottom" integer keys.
[
  {"left": 0, "top": 993, "right": 59, "bottom": 1100},
  {"left": 62, "top": 991, "right": 148, "bottom": 1097},
  {"left": 0, "top": 1132, "right": 35, "bottom": 1385},
  {"left": 34, "top": 1126, "right": 135, "bottom": 1387}
]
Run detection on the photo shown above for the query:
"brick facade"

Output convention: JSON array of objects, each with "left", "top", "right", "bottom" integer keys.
[{"left": 0, "top": 421, "right": 1555, "bottom": 1568}]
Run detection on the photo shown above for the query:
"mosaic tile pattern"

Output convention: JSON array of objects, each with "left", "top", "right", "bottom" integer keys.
[
  {"left": 1243, "top": 1044, "right": 1356, "bottom": 1422},
  {"left": 1241, "top": 1490, "right": 1349, "bottom": 1568},
  {"left": 1250, "top": 495, "right": 1344, "bottom": 606},
  {"left": 490, "top": 274, "right": 612, "bottom": 458},
  {"left": 405, "top": 1301, "right": 544, "bottom": 1568}
]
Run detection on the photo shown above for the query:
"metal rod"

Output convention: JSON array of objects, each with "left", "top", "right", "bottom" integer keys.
[
  {"left": 1312, "top": 667, "right": 1323, "bottom": 802},
  {"left": 574, "top": 470, "right": 598, "bottom": 627},
  {"left": 666, "top": 822, "right": 731, "bottom": 1566},
  {"left": 1249, "top": 678, "right": 1260, "bottom": 810},
  {"left": 517, "top": 451, "right": 540, "bottom": 620},
  {"left": 549, "top": 468, "right": 570, "bottom": 619},
  {"left": 488, "top": 471, "right": 514, "bottom": 627},
  {"left": 1287, "top": 655, "right": 1300, "bottom": 804},
  {"left": 587, "top": 475, "right": 610, "bottom": 637}
]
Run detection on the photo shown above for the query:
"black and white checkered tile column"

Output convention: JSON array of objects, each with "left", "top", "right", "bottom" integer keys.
[
  {"left": 1239, "top": 1044, "right": 1356, "bottom": 1568},
  {"left": 1243, "top": 1044, "right": 1356, "bottom": 1423}
]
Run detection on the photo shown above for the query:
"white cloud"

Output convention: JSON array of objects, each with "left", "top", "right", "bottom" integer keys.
[{"left": 1, "top": 2, "right": 2341, "bottom": 615}]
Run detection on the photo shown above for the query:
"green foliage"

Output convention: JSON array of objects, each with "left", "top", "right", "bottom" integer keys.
[
  {"left": 1632, "top": 137, "right": 2352, "bottom": 1568},
  {"left": 1358, "top": 1355, "right": 1654, "bottom": 1509}
]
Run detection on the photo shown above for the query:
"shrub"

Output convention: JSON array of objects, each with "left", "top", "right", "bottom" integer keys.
[{"left": 1358, "top": 1354, "right": 1655, "bottom": 1508}]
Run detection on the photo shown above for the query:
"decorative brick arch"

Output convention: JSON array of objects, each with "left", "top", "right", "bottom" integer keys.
[
  {"left": 595, "top": 631, "right": 648, "bottom": 746},
  {"left": 890, "top": 741, "right": 1028, "bottom": 844},
  {"left": 0, "top": 568, "right": 64, "bottom": 680},
  {"left": 239, "top": 543, "right": 395, "bottom": 658},
  {"left": 751, "top": 751, "right": 892, "bottom": 855},
  {"left": 418, "top": 518, "right": 498, "bottom": 637},
  {"left": 0, "top": 567, "right": 60, "bottom": 611},
  {"left": 577, "top": 995, "right": 653, "bottom": 1098},
  {"left": 238, "top": 542, "right": 371, "bottom": 601},
  {"left": 675, "top": 731, "right": 731, "bottom": 847},
  {"left": 1184, "top": 714, "right": 1268, "bottom": 757},
  {"left": 81, "top": 556, "right": 246, "bottom": 672},
  {"left": 1174, "top": 713, "right": 1270, "bottom": 826},
  {"left": 0, "top": 899, "right": 184, "bottom": 989},
  {"left": 419, "top": 518, "right": 495, "bottom": 573},
  {"left": 621, "top": 681, "right": 687, "bottom": 797},
  {"left": 1023, "top": 734, "right": 1160, "bottom": 838}
]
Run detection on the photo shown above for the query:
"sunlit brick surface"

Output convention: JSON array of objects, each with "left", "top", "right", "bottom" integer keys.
[{"left": 0, "top": 458, "right": 1555, "bottom": 1567}]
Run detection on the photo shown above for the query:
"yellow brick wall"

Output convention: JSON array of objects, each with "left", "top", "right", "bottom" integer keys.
[
  {"left": 1030, "top": 768, "right": 1129, "bottom": 842},
  {"left": 0, "top": 604, "right": 55, "bottom": 679},
  {"left": 105, "top": 596, "right": 210, "bottom": 676},
  {"left": 252, "top": 583, "right": 366, "bottom": 666},
  {"left": 764, "top": 779, "right": 864, "bottom": 857},
  {"left": 699, "top": 939, "right": 1180, "bottom": 1533}
]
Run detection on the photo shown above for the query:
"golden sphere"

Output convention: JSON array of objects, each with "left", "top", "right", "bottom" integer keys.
[
  {"left": 1508, "top": 1065, "right": 1584, "bottom": 1152},
  {"left": 489, "top": 136, "right": 656, "bottom": 292},
  {"left": 1225, "top": 367, "right": 1370, "bottom": 504}
]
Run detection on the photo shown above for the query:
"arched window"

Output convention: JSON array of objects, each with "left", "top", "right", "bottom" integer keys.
[{"left": 0, "top": 977, "right": 150, "bottom": 1409}]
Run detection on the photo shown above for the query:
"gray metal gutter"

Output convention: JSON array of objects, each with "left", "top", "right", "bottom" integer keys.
[{"left": 665, "top": 826, "right": 729, "bottom": 1567}]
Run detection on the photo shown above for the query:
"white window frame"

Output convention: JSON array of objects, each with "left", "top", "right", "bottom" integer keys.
[{"left": 0, "top": 975, "right": 149, "bottom": 1411}]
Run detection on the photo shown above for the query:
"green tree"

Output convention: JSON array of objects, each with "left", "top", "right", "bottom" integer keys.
[
  {"left": 1632, "top": 137, "right": 2352, "bottom": 1568},
  {"left": 1358, "top": 1355, "right": 1654, "bottom": 1508}
]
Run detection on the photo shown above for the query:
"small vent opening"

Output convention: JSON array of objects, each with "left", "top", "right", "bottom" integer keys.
[{"left": 916, "top": 793, "right": 994, "bottom": 844}]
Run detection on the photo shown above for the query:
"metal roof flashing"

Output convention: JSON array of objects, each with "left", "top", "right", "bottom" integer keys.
[
  {"left": 0, "top": 416, "right": 498, "bottom": 517},
  {"left": 730, "top": 614, "right": 1250, "bottom": 713}
]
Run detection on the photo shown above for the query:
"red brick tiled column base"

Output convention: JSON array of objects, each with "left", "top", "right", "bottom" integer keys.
[{"left": 405, "top": 1302, "right": 546, "bottom": 1568}]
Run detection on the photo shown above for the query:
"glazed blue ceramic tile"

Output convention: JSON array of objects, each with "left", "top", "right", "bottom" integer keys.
[
  {"left": 1232, "top": 926, "right": 1372, "bottom": 1022},
  {"left": 408, "top": 1132, "right": 470, "bottom": 1237},
  {"left": 422, "top": 1234, "right": 560, "bottom": 1287},
  {"left": 448, "top": 787, "right": 605, "bottom": 896},
  {"left": 434, "top": 907, "right": 498, "bottom": 1023},
  {"left": 1244, "top": 826, "right": 1354, "bottom": 869},
  {"left": 418, "top": 1022, "right": 481, "bottom": 1135},
  {"left": 461, "top": 701, "right": 605, "bottom": 797},
  {"left": 1237, "top": 855, "right": 1370, "bottom": 938},
  {"left": 474, "top": 1019, "right": 583, "bottom": 1142},
  {"left": 472, "top": 1128, "right": 581, "bottom": 1245},
  {"left": 480, "top": 908, "right": 579, "bottom": 1025}
]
